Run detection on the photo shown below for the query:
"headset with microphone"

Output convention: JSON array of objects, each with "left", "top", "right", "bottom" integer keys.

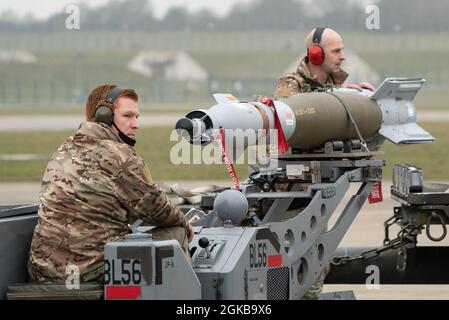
[{"left": 307, "top": 26, "right": 327, "bottom": 65}]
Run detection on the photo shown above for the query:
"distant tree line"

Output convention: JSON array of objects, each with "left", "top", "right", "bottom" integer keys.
[{"left": 1, "top": 0, "right": 448, "bottom": 33}]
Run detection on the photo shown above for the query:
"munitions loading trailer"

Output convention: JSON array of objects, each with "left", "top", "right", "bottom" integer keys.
[
  {"left": 2, "top": 162, "right": 449, "bottom": 300},
  {"left": 102, "top": 160, "right": 449, "bottom": 299}
]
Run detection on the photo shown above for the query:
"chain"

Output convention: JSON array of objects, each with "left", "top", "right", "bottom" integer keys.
[
  {"left": 331, "top": 215, "right": 423, "bottom": 271},
  {"left": 383, "top": 214, "right": 401, "bottom": 245},
  {"left": 330, "top": 238, "right": 402, "bottom": 266}
]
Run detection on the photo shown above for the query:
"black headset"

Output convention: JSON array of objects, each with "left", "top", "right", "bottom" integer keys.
[{"left": 93, "top": 86, "right": 125, "bottom": 127}]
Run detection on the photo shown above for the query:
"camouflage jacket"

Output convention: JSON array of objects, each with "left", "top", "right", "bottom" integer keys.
[
  {"left": 28, "top": 121, "right": 187, "bottom": 283},
  {"left": 274, "top": 57, "right": 348, "bottom": 98}
]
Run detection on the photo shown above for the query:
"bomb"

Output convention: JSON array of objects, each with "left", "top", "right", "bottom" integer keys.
[{"left": 176, "top": 78, "right": 433, "bottom": 152}]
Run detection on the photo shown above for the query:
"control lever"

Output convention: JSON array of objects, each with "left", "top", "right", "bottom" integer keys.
[{"left": 198, "top": 237, "right": 211, "bottom": 259}]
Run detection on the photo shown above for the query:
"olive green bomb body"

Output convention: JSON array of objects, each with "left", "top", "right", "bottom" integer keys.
[
  {"left": 176, "top": 79, "right": 433, "bottom": 152},
  {"left": 280, "top": 92, "right": 382, "bottom": 149}
]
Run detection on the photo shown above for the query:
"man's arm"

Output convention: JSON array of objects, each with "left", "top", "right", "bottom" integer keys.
[
  {"left": 341, "top": 82, "right": 376, "bottom": 91},
  {"left": 274, "top": 74, "right": 303, "bottom": 99},
  {"left": 115, "top": 154, "right": 188, "bottom": 228}
]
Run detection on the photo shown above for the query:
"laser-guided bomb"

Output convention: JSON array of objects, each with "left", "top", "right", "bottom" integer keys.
[{"left": 176, "top": 78, "right": 433, "bottom": 153}]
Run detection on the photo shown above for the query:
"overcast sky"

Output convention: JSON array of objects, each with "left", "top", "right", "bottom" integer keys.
[{"left": 0, "top": 0, "right": 256, "bottom": 20}]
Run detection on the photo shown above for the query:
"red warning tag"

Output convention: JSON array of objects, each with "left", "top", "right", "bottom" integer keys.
[
  {"left": 218, "top": 127, "right": 240, "bottom": 190},
  {"left": 260, "top": 96, "right": 289, "bottom": 154},
  {"left": 368, "top": 180, "right": 383, "bottom": 204}
]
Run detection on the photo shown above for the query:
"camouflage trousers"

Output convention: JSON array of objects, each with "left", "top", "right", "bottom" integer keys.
[
  {"left": 302, "top": 224, "right": 330, "bottom": 300},
  {"left": 301, "top": 264, "right": 331, "bottom": 300},
  {"left": 149, "top": 225, "right": 190, "bottom": 258},
  {"left": 28, "top": 225, "right": 191, "bottom": 285},
  {"left": 281, "top": 206, "right": 331, "bottom": 299}
]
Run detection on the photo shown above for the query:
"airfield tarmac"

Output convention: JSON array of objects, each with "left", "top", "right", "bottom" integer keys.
[{"left": 1, "top": 180, "right": 448, "bottom": 300}]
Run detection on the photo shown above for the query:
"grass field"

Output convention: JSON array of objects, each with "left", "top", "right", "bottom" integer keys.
[
  {"left": 2, "top": 49, "right": 448, "bottom": 82},
  {"left": 0, "top": 122, "right": 446, "bottom": 182},
  {"left": 0, "top": 127, "right": 247, "bottom": 182},
  {"left": 0, "top": 50, "right": 449, "bottom": 107},
  {"left": 1, "top": 31, "right": 449, "bottom": 106},
  {"left": 2, "top": 31, "right": 449, "bottom": 53}
]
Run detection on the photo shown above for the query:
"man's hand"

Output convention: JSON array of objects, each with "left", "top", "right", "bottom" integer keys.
[
  {"left": 187, "top": 223, "right": 194, "bottom": 242},
  {"left": 342, "top": 82, "right": 376, "bottom": 91},
  {"left": 359, "top": 82, "right": 376, "bottom": 91}
]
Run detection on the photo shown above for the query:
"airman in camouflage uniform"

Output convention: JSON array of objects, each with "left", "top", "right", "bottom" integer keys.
[
  {"left": 275, "top": 57, "right": 348, "bottom": 98},
  {"left": 28, "top": 85, "right": 190, "bottom": 284},
  {"left": 276, "top": 26, "right": 374, "bottom": 99}
]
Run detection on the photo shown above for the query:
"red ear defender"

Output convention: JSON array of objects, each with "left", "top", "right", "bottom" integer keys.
[
  {"left": 307, "top": 26, "right": 327, "bottom": 65},
  {"left": 308, "top": 44, "right": 324, "bottom": 65}
]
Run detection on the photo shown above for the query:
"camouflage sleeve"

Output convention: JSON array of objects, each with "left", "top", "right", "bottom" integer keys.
[
  {"left": 115, "top": 154, "right": 187, "bottom": 228},
  {"left": 274, "top": 75, "right": 302, "bottom": 99}
]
